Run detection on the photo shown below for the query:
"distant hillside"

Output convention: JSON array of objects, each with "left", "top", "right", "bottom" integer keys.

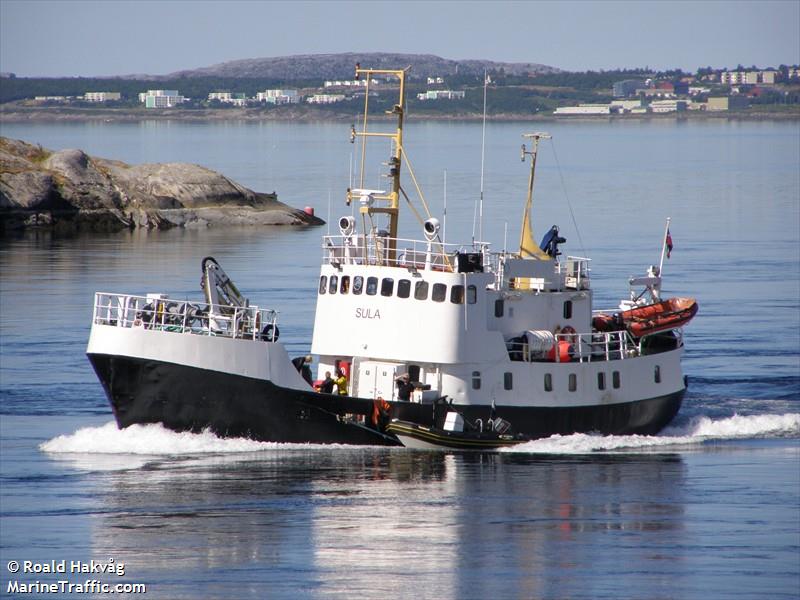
[{"left": 164, "top": 52, "right": 559, "bottom": 80}]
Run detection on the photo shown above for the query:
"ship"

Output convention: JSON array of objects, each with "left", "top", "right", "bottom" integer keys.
[{"left": 86, "top": 65, "right": 696, "bottom": 447}]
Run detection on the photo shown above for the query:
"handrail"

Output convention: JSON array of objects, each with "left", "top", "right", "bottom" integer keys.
[
  {"left": 92, "top": 292, "right": 279, "bottom": 341},
  {"left": 322, "top": 234, "right": 468, "bottom": 271},
  {"left": 505, "top": 330, "right": 634, "bottom": 364}
]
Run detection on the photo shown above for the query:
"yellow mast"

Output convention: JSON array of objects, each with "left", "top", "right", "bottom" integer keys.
[
  {"left": 347, "top": 65, "right": 408, "bottom": 264},
  {"left": 519, "top": 132, "right": 552, "bottom": 260}
]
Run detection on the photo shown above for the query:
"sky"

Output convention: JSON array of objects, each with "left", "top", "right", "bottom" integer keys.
[{"left": 1, "top": 0, "right": 798, "bottom": 77}]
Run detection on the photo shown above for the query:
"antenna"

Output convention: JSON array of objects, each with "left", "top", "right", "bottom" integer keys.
[
  {"left": 443, "top": 169, "right": 448, "bottom": 245},
  {"left": 478, "top": 69, "right": 488, "bottom": 244}
]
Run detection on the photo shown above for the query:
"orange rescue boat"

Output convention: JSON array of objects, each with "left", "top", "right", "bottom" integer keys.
[{"left": 594, "top": 297, "right": 698, "bottom": 338}]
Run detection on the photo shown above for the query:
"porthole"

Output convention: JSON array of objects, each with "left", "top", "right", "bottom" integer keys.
[
  {"left": 353, "top": 276, "right": 363, "bottom": 295},
  {"left": 597, "top": 372, "right": 606, "bottom": 390},
  {"left": 504, "top": 372, "right": 513, "bottom": 390},
  {"left": 381, "top": 277, "right": 394, "bottom": 297},
  {"left": 495, "top": 299, "right": 504, "bottom": 318},
  {"left": 467, "top": 285, "right": 477, "bottom": 304},
  {"left": 472, "top": 371, "right": 481, "bottom": 390},
  {"left": 432, "top": 283, "right": 447, "bottom": 302},
  {"left": 340, "top": 276, "right": 350, "bottom": 294},
  {"left": 613, "top": 371, "right": 621, "bottom": 389},
  {"left": 319, "top": 276, "right": 327, "bottom": 294},
  {"left": 329, "top": 275, "right": 338, "bottom": 294},
  {"left": 654, "top": 365, "right": 661, "bottom": 384},
  {"left": 397, "top": 279, "right": 411, "bottom": 298},
  {"left": 544, "top": 373, "right": 553, "bottom": 392},
  {"left": 414, "top": 281, "right": 429, "bottom": 300},
  {"left": 450, "top": 285, "right": 464, "bottom": 304},
  {"left": 563, "top": 300, "right": 573, "bottom": 319},
  {"left": 366, "top": 276, "right": 378, "bottom": 295},
  {"left": 569, "top": 373, "right": 577, "bottom": 392}
]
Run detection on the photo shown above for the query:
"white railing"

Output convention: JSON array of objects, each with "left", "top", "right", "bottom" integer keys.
[
  {"left": 323, "top": 234, "right": 470, "bottom": 271},
  {"left": 556, "top": 256, "right": 591, "bottom": 290},
  {"left": 506, "top": 330, "right": 636, "bottom": 364},
  {"left": 92, "top": 293, "right": 279, "bottom": 341}
]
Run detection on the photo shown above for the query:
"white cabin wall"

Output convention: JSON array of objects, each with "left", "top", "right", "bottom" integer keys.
[
  {"left": 491, "top": 291, "right": 594, "bottom": 340},
  {"left": 439, "top": 348, "right": 684, "bottom": 408},
  {"left": 311, "top": 266, "right": 506, "bottom": 364}
]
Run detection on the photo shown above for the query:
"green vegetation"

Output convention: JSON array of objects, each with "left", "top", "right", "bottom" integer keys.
[{"left": 2, "top": 67, "right": 798, "bottom": 118}]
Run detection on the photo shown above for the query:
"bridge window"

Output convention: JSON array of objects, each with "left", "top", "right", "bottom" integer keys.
[
  {"left": 381, "top": 278, "right": 394, "bottom": 297},
  {"left": 397, "top": 279, "right": 411, "bottom": 298},
  {"left": 544, "top": 373, "right": 553, "bottom": 392},
  {"left": 414, "top": 281, "right": 429, "bottom": 300},
  {"left": 467, "top": 285, "right": 477, "bottom": 304},
  {"left": 329, "top": 275, "right": 338, "bottom": 294},
  {"left": 613, "top": 371, "right": 621, "bottom": 389},
  {"left": 432, "top": 283, "right": 447, "bottom": 302},
  {"left": 597, "top": 372, "right": 606, "bottom": 390},
  {"left": 654, "top": 365, "right": 661, "bottom": 383},
  {"left": 340, "top": 276, "right": 350, "bottom": 294},
  {"left": 471, "top": 371, "right": 481, "bottom": 390},
  {"left": 563, "top": 300, "right": 573, "bottom": 319},
  {"left": 504, "top": 372, "right": 513, "bottom": 390},
  {"left": 366, "top": 276, "right": 378, "bottom": 296},
  {"left": 450, "top": 285, "right": 464, "bottom": 304},
  {"left": 353, "top": 276, "right": 363, "bottom": 295},
  {"left": 569, "top": 373, "right": 577, "bottom": 392},
  {"left": 495, "top": 299, "right": 504, "bottom": 318},
  {"left": 319, "top": 276, "right": 327, "bottom": 294}
]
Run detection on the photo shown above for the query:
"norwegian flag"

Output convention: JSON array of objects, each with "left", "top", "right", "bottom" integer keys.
[{"left": 666, "top": 228, "right": 674, "bottom": 259}]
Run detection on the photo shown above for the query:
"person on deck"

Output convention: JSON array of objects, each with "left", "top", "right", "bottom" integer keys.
[
  {"left": 395, "top": 373, "right": 415, "bottom": 401},
  {"left": 334, "top": 369, "right": 348, "bottom": 396},
  {"left": 292, "top": 355, "right": 314, "bottom": 386},
  {"left": 319, "top": 371, "right": 335, "bottom": 394}
]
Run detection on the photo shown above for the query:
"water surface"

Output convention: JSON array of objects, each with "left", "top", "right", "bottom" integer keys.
[{"left": 1, "top": 120, "right": 798, "bottom": 599}]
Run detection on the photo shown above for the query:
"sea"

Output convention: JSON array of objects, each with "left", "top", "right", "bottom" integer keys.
[{"left": 0, "top": 118, "right": 798, "bottom": 599}]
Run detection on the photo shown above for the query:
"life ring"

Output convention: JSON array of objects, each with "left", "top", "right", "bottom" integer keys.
[
  {"left": 261, "top": 323, "right": 280, "bottom": 342},
  {"left": 560, "top": 325, "right": 577, "bottom": 345}
]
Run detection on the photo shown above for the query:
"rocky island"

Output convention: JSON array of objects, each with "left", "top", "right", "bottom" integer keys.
[{"left": 0, "top": 137, "right": 323, "bottom": 232}]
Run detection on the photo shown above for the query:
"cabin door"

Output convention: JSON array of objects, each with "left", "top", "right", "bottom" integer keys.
[{"left": 355, "top": 361, "right": 403, "bottom": 400}]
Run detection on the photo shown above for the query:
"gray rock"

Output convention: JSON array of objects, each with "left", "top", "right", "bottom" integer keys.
[{"left": 0, "top": 137, "right": 323, "bottom": 231}]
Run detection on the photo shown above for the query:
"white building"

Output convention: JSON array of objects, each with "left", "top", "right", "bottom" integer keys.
[
  {"left": 609, "top": 99, "right": 642, "bottom": 112},
  {"left": 257, "top": 89, "right": 300, "bottom": 104},
  {"left": 427, "top": 76, "right": 445, "bottom": 85},
  {"left": 84, "top": 92, "right": 121, "bottom": 102},
  {"left": 554, "top": 104, "right": 611, "bottom": 115},
  {"left": 720, "top": 71, "right": 775, "bottom": 85},
  {"left": 416, "top": 90, "right": 465, "bottom": 101},
  {"left": 306, "top": 94, "right": 346, "bottom": 104},
  {"left": 649, "top": 99, "right": 687, "bottom": 113},
  {"left": 140, "top": 90, "right": 184, "bottom": 108},
  {"left": 33, "top": 96, "right": 70, "bottom": 103},
  {"left": 324, "top": 80, "right": 376, "bottom": 88},
  {"left": 208, "top": 92, "right": 248, "bottom": 106}
]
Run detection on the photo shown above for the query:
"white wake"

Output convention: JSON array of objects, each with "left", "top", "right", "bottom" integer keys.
[
  {"left": 41, "top": 421, "right": 287, "bottom": 455},
  {"left": 504, "top": 412, "right": 800, "bottom": 454},
  {"left": 40, "top": 413, "right": 799, "bottom": 457}
]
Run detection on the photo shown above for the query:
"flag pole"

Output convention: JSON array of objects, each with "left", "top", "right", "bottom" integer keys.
[{"left": 658, "top": 216, "right": 672, "bottom": 276}]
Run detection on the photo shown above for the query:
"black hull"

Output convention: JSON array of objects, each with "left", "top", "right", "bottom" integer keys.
[{"left": 88, "top": 353, "right": 684, "bottom": 445}]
